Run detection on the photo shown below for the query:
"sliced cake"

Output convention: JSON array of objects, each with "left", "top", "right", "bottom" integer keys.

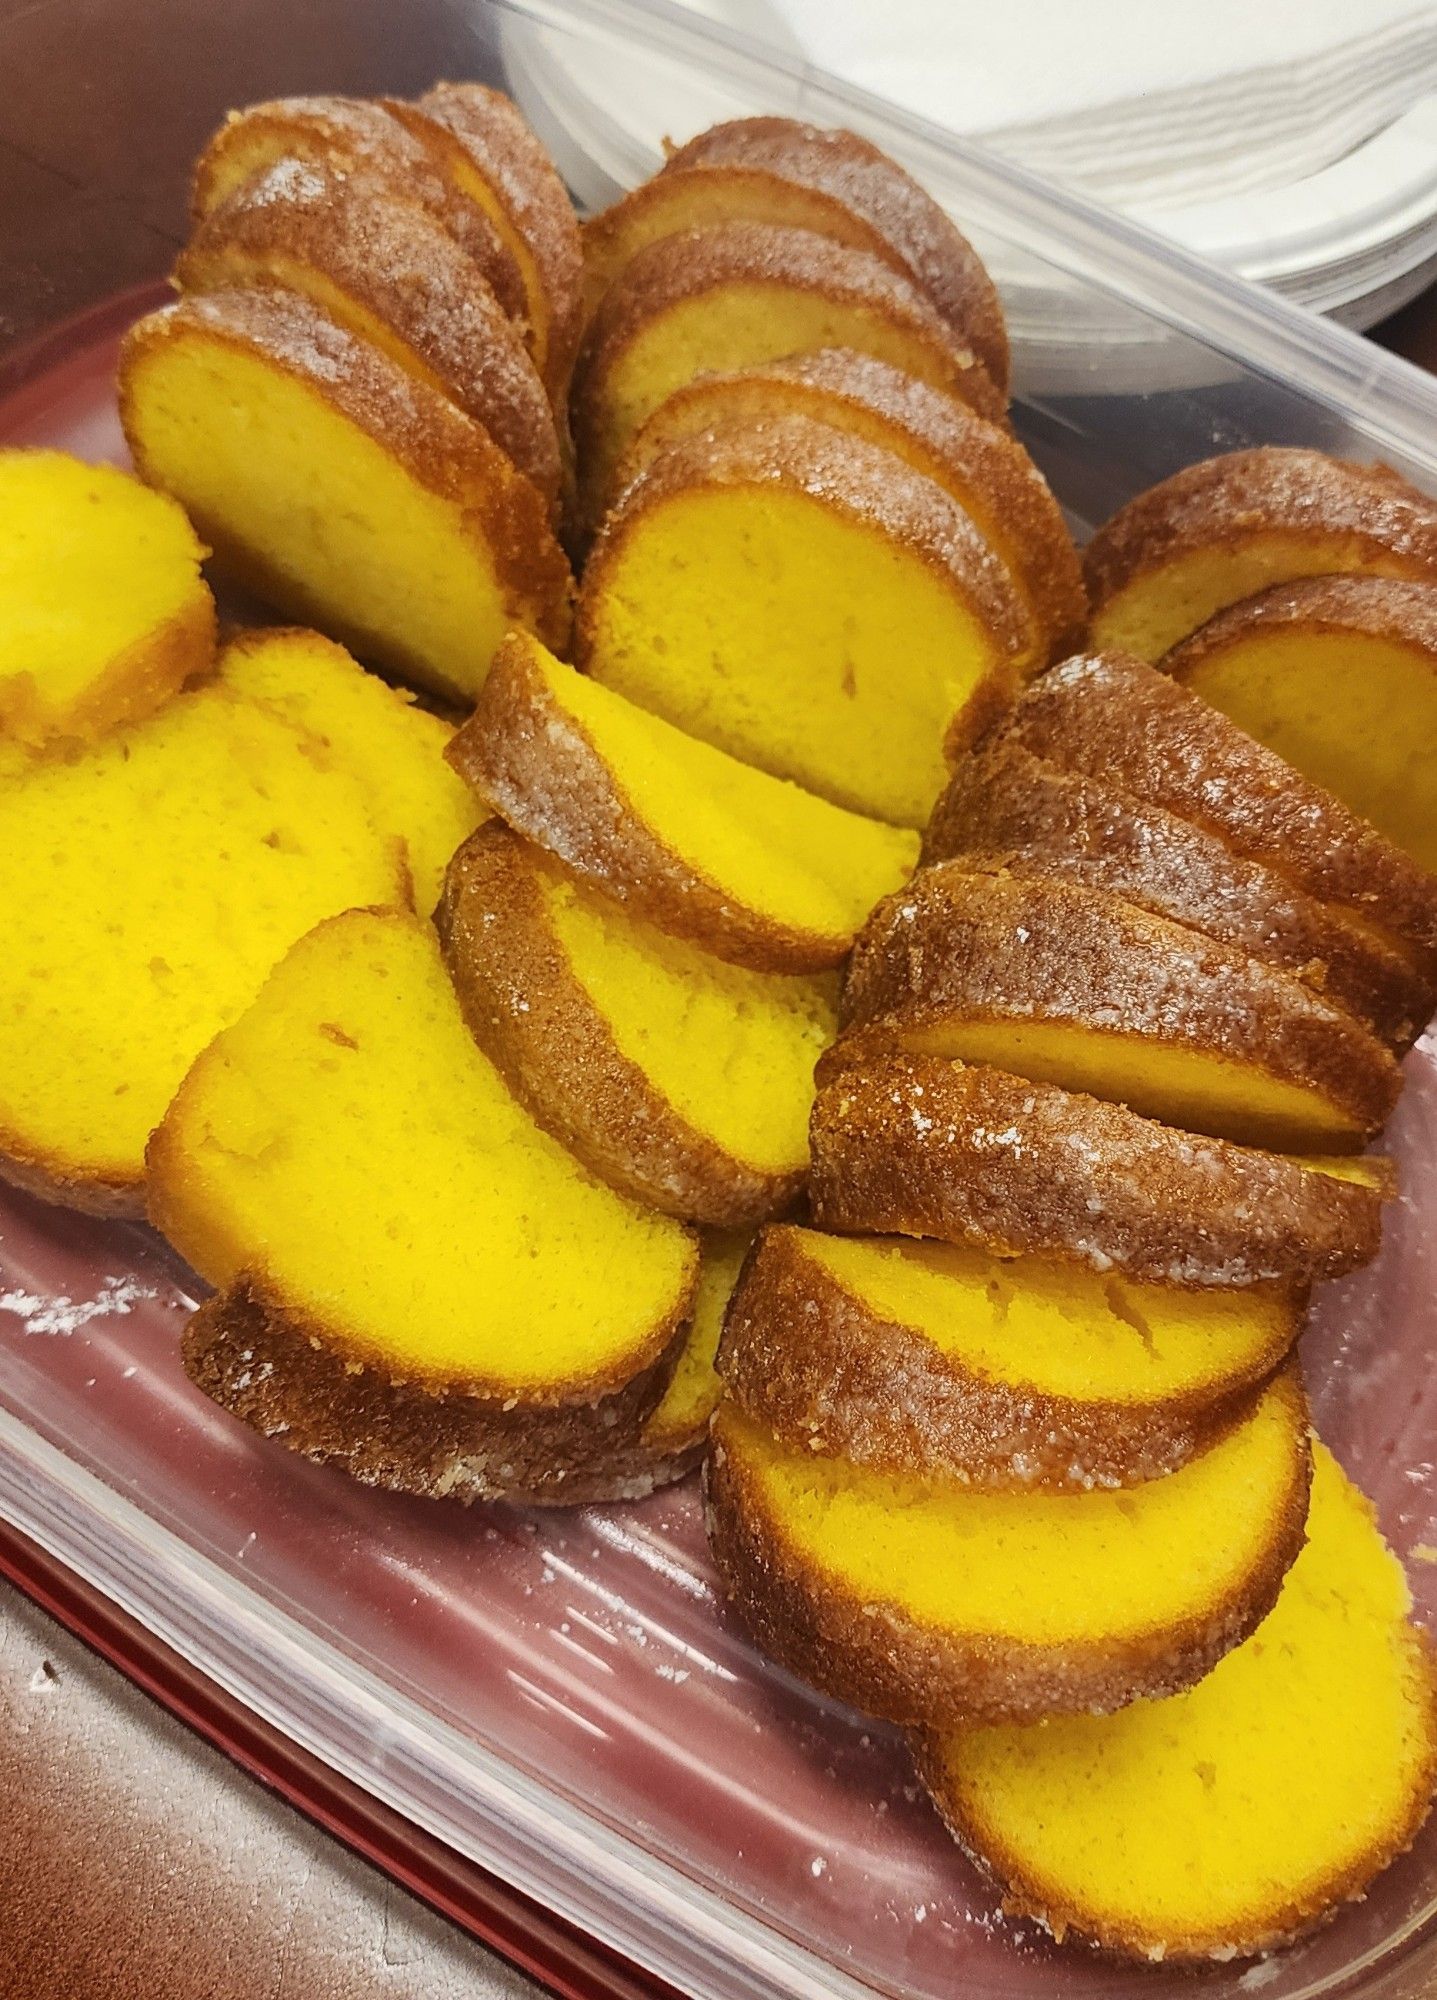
[
  {"left": 448, "top": 632, "right": 919, "bottom": 971},
  {"left": 576, "top": 412, "right": 1034, "bottom": 827},
  {"left": 119, "top": 287, "right": 572, "bottom": 705},
  {"left": 718, "top": 1225, "right": 1300, "bottom": 1490},
  {"left": 705, "top": 1366, "right": 1311, "bottom": 1725},
  {"left": 0, "top": 448, "right": 214, "bottom": 751},
  {"left": 437, "top": 824, "right": 837, "bottom": 1226},
  {"left": 809, "top": 1049, "right": 1388, "bottom": 1290},
  {"left": 1164, "top": 576, "right": 1437, "bottom": 873},
  {"left": 152, "top": 908, "right": 699, "bottom": 1501},
  {"left": 1084, "top": 448, "right": 1437, "bottom": 660},
  {"left": 918, "top": 1444, "right": 1437, "bottom": 1960}
]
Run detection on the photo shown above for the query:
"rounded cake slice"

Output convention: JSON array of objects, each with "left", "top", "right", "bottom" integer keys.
[
  {"left": 448, "top": 631, "right": 918, "bottom": 971},
  {"left": 718, "top": 1224, "right": 1299, "bottom": 1490},
  {"left": 176, "top": 157, "right": 562, "bottom": 514},
  {"left": 570, "top": 221, "right": 994, "bottom": 527},
  {"left": 1084, "top": 447, "right": 1437, "bottom": 661},
  {"left": 918, "top": 1443, "right": 1437, "bottom": 1961},
  {"left": 189, "top": 94, "right": 528, "bottom": 324},
  {"left": 389, "top": 81, "right": 584, "bottom": 399},
  {"left": 1009, "top": 650, "right": 1437, "bottom": 975},
  {"left": 152, "top": 908, "right": 698, "bottom": 1501},
  {"left": 436, "top": 823, "right": 837, "bottom": 1227},
  {"left": 705, "top": 1365, "right": 1311, "bottom": 1726},
  {"left": 660, "top": 117, "right": 1010, "bottom": 395},
  {"left": 809, "top": 1049, "right": 1388, "bottom": 1290},
  {"left": 1164, "top": 576, "right": 1437, "bottom": 872},
  {"left": 922, "top": 737, "right": 1433, "bottom": 1051},
  {"left": 610, "top": 351, "right": 1081, "bottom": 656},
  {"left": 0, "top": 448, "right": 214, "bottom": 752},
  {"left": 119, "top": 287, "right": 572, "bottom": 705},
  {"left": 576, "top": 412, "right": 1035, "bottom": 828},
  {"left": 841, "top": 865, "right": 1401, "bottom": 1151}
]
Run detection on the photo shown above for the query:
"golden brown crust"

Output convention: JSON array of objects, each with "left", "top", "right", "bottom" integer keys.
[
  {"left": 716, "top": 1225, "right": 1295, "bottom": 1490},
  {"left": 182, "top": 1275, "right": 689, "bottom": 1504},
  {"left": 703, "top": 1370, "right": 1311, "bottom": 1726},
  {"left": 1164, "top": 571, "right": 1437, "bottom": 673},
  {"left": 809, "top": 1048, "right": 1386, "bottom": 1289},
  {"left": 609, "top": 349, "right": 1080, "bottom": 655},
  {"left": 663, "top": 118, "right": 1010, "bottom": 394},
  {"left": 189, "top": 95, "right": 529, "bottom": 325},
  {"left": 435, "top": 823, "right": 809, "bottom": 1227},
  {"left": 840, "top": 864, "right": 1401, "bottom": 1147},
  {"left": 118, "top": 288, "right": 574, "bottom": 693},
  {"left": 176, "top": 158, "right": 562, "bottom": 513},
  {"left": 1007, "top": 651, "right": 1437, "bottom": 972},
  {"left": 0, "top": 1143, "right": 147, "bottom": 1220},
  {"left": 922, "top": 738, "right": 1434, "bottom": 1050}
]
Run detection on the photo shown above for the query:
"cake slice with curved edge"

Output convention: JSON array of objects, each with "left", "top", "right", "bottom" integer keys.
[
  {"left": 659, "top": 118, "right": 1010, "bottom": 397},
  {"left": 570, "top": 222, "right": 996, "bottom": 533},
  {"left": 809, "top": 1049, "right": 1389, "bottom": 1290},
  {"left": 176, "top": 157, "right": 563, "bottom": 515},
  {"left": 1084, "top": 448, "right": 1437, "bottom": 661},
  {"left": 0, "top": 682, "right": 407, "bottom": 1217},
  {"left": 151, "top": 908, "right": 699, "bottom": 1502},
  {"left": 215, "top": 627, "right": 482, "bottom": 913},
  {"left": 704, "top": 1365, "right": 1311, "bottom": 1727},
  {"left": 448, "top": 631, "right": 919, "bottom": 972},
  {"left": 387, "top": 81, "right": 584, "bottom": 400},
  {"left": 576, "top": 413, "right": 1034, "bottom": 827},
  {"left": 918, "top": 1444, "right": 1437, "bottom": 1962},
  {"left": 1007, "top": 650, "right": 1437, "bottom": 976},
  {"left": 923, "top": 736, "right": 1434, "bottom": 1052},
  {"left": 841, "top": 865, "right": 1400, "bottom": 1151},
  {"left": 0, "top": 448, "right": 214, "bottom": 753},
  {"left": 718, "top": 1224, "right": 1300, "bottom": 1491},
  {"left": 609, "top": 351, "right": 1082, "bottom": 656},
  {"left": 436, "top": 823, "right": 836, "bottom": 1227},
  {"left": 189, "top": 94, "right": 529, "bottom": 327},
  {"left": 119, "top": 287, "right": 572, "bottom": 706},
  {"left": 1164, "top": 576, "right": 1437, "bottom": 873}
]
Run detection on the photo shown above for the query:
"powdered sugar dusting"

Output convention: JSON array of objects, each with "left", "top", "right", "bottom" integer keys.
[{"left": 0, "top": 1274, "right": 156, "bottom": 1337}]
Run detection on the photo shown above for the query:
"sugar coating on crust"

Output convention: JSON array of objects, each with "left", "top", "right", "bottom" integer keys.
[
  {"left": 808, "top": 1048, "right": 1385, "bottom": 1289},
  {"left": 1166, "top": 573, "right": 1437, "bottom": 667},
  {"left": 664, "top": 117, "right": 1010, "bottom": 394},
  {"left": 177, "top": 156, "right": 562, "bottom": 511}
]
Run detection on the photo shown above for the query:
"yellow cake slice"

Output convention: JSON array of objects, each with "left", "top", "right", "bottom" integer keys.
[
  {"left": 718, "top": 1225, "right": 1299, "bottom": 1489},
  {"left": 0, "top": 682, "right": 406, "bottom": 1215},
  {"left": 1165, "top": 576, "right": 1437, "bottom": 873},
  {"left": 449, "top": 632, "right": 918, "bottom": 970},
  {"left": 119, "top": 287, "right": 572, "bottom": 706},
  {"left": 576, "top": 413, "right": 1035, "bottom": 827},
  {"left": 152, "top": 908, "right": 699, "bottom": 1500},
  {"left": 437, "top": 824, "right": 837, "bottom": 1226},
  {"left": 216, "top": 627, "right": 482, "bottom": 912},
  {"left": 0, "top": 448, "right": 214, "bottom": 752},
  {"left": 919, "top": 1444, "right": 1437, "bottom": 1961},
  {"left": 705, "top": 1366, "right": 1311, "bottom": 1726}
]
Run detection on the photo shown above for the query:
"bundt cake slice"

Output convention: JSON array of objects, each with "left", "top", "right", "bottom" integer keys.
[
  {"left": 1084, "top": 448, "right": 1437, "bottom": 660},
  {"left": 152, "top": 908, "right": 698, "bottom": 1501},
  {"left": 0, "top": 449, "right": 214, "bottom": 752},
  {"left": 448, "top": 632, "right": 918, "bottom": 971},
  {"left": 176, "top": 157, "right": 562, "bottom": 515},
  {"left": 841, "top": 865, "right": 1400, "bottom": 1151},
  {"left": 576, "top": 412, "right": 1034, "bottom": 827},
  {"left": 119, "top": 287, "right": 572, "bottom": 705},
  {"left": 718, "top": 1225, "right": 1299, "bottom": 1490},
  {"left": 1165, "top": 576, "right": 1437, "bottom": 873},
  {"left": 918, "top": 1444, "right": 1437, "bottom": 1960},
  {"left": 809, "top": 1049, "right": 1388, "bottom": 1290},
  {"left": 437, "top": 824, "right": 836, "bottom": 1227},
  {"left": 610, "top": 351, "right": 1081, "bottom": 656},
  {"left": 704, "top": 1365, "right": 1311, "bottom": 1726}
]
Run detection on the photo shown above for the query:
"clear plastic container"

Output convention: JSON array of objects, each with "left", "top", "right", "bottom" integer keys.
[{"left": 3, "top": 4, "right": 1437, "bottom": 1995}]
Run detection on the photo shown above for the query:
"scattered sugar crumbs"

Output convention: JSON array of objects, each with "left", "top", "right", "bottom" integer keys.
[{"left": 0, "top": 1273, "right": 157, "bottom": 1336}]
